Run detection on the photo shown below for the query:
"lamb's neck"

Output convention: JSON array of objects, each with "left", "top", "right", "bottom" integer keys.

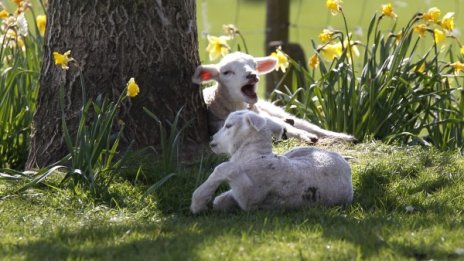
[
  {"left": 215, "top": 84, "right": 248, "bottom": 112},
  {"left": 229, "top": 140, "right": 273, "bottom": 162}
]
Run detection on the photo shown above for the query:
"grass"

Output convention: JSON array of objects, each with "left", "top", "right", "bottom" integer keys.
[{"left": 1, "top": 141, "right": 463, "bottom": 260}]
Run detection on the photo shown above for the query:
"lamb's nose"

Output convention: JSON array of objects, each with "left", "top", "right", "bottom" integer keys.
[{"left": 246, "top": 73, "right": 257, "bottom": 80}]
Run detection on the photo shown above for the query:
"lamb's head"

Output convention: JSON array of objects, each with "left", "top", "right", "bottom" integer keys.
[
  {"left": 192, "top": 52, "right": 277, "bottom": 104},
  {"left": 209, "top": 110, "right": 285, "bottom": 157}
]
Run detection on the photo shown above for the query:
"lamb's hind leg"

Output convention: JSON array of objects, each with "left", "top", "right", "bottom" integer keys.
[
  {"left": 256, "top": 101, "right": 355, "bottom": 142},
  {"left": 291, "top": 118, "right": 356, "bottom": 141}
]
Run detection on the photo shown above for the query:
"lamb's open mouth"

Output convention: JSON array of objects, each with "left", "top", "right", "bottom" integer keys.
[{"left": 241, "top": 84, "right": 257, "bottom": 99}]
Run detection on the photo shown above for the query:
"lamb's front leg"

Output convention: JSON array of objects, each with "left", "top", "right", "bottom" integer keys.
[{"left": 191, "top": 162, "right": 236, "bottom": 214}]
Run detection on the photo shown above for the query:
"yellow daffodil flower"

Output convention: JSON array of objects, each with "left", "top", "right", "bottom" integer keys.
[
  {"left": 440, "top": 12, "right": 454, "bottom": 32},
  {"left": 381, "top": 3, "right": 397, "bottom": 19},
  {"left": 319, "top": 29, "right": 333, "bottom": 43},
  {"left": 450, "top": 61, "right": 464, "bottom": 75},
  {"left": 433, "top": 29, "right": 445, "bottom": 44},
  {"left": 271, "top": 47, "right": 290, "bottom": 73},
  {"left": 308, "top": 53, "right": 319, "bottom": 69},
  {"left": 0, "top": 10, "right": 9, "bottom": 19},
  {"left": 416, "top": 63, "right": 426, "bottom": 73},
  {"left": 326, "top": 0, "right": 342, "bottom": 16},
  {"left": 126, "top": 78, "right": 140, "bottom": 97},
  {"left": 53, "top": 50, "right": 74, "bottom": 70},
  {"left": 36, "top": 15, "right": 46, "bottom": 36},
  {"left": 319, "top": 43, "right": 342, "bottom": 61},
  {"left": 413, "top": 24, "right": 428, "bottom": 37},
  {"left": 206, "top": 35, "right": 231, "bottom": 61},
  {"left": 422, "top": 7, "right": 441, "bottom": 23},
  {"left": 13, "top": 0, "right": 23, "bottom": 6},
  {"left": 460, "top": 46, "right": 464, "bottom": 56},
  {"left": 319, "top": 39, "right": 359, "bottom": 62}
]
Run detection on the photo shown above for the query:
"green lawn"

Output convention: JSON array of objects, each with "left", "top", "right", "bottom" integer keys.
[
  {"left": 1, "top": 141, "right": 463, "bottom": 260},
  {"left": 197, "top": 0, "right": 464, "bottom": 61}
]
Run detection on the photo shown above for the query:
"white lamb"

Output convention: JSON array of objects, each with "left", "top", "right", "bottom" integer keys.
[
  {"left": 190, "top": 110, "right": 353, "bottom": 213},
  {"left": 192, "top": 51, "right": 356, "bottom": 143}
]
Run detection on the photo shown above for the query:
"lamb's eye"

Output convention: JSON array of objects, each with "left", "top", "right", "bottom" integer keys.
[
  {"left": 222, "top": 70, "right": 234, "bottom": 76},
  {"left": 225, "top": 124, "right": 233, "bottom": 129}
]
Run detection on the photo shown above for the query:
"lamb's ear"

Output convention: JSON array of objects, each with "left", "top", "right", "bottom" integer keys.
[
  {"left": 266, "top": 118, "right": 285, "bottom": 140},
  {"left": 255, "top": 56, "right": 278, "bottom": 75},
  {"left": 246, "top": 112, "right": 267, "bottom": 132},
  {"left": 192, "top": 65, "right": 220, "bottom": 84}
]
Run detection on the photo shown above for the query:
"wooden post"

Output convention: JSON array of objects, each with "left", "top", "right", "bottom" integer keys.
[{"left": 265, "top": 0, "right": 290, "bottom": 98}]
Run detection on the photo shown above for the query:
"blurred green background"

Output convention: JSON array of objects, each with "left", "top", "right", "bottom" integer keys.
[{"left": 196, "top": 0, "right": 464, "bottom": 62}]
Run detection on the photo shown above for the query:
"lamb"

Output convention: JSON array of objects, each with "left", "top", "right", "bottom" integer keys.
[
  {"left": 190, "top": 110, "right": 353, "bottom": 213},
  {"left": 192, "top": 51, "right": 356, "bottom": 143}
]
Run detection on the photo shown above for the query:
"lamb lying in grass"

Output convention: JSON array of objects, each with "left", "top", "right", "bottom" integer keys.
[
  {"left": 190, "top": 110, "right": 353, "bottom": 213},
  {"left": 192, "top": 51, "right": 356, "bottom": 143}
]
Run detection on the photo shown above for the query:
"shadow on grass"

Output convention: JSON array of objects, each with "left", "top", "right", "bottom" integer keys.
[{"left": 12, "top": 207, "right": 463, "bottom": 260}]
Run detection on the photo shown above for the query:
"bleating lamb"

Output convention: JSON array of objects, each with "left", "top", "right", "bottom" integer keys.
[
  {"left": 190, "top": 110, "right": 353, "bottom": 213},
  {"left": 192, "top": 51, "right": 356, "bottom": 143}
]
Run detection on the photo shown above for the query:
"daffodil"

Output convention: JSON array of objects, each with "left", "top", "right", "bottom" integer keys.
[
  {"left": 271, "top": 47, "right": 289, "bottom": 73},
  {"left": 223, "top": 24, "right": 239, "bottom": 37},
  {"left": 416, "top": 63, "right": 426, "bottom": 73},
  {"left": 308, "top": 53, "right": 319, "bottom": 69},
  {"left": 16, "top": 13, "right": 28, "bottom": 37},
  {"left": 0, "top": 10, "right": 9, "bottom": 19},
  {"left": 1, "top": 29, "right": 25, "bottom": 51},
  {"left": 319, "top": 29, "right": 333, "bottom": 43},
  {"left": 450, "top": 61, "right": 464, "bottom": 75},
  {"left": 440, "top": 12, "right": 454, "bottom": 32},
  {"left": 460, "top": 46, "right": 464, "bottom": 56},
  {"left": 422, "top": 7, "right": 441, "bottom": 23},
  {"left": 413, "top": 24, "right": 428, "bottom": 37},
  {"left": 36, "top": 15, "right": 46, "bottom": 36},
  {"left": 126, "top": 78, "right": 140, "bottom": 97},
  {"left": 319, "top": 43, "right": 342, "bottom": 61},
  {"left": 53, "top": 50, "right": 74, "bottom": 70},
  {"left": 345, "top": 40, "right": 360, "bottom": 58},
  {"left": 381, "top": 3, "right": 397, "bottom": 19},
  {"left": 326, "top": 0, "right": 342, "bottom": 16},
  {"left": 433, "top": 29, "right": 445, "bottom": 44},
  {"left": 206, "top": 35, "right": 231, "bottom": 61},
  {"left": 319, "top": 39, "right": 359, "bottom": 62},
  {"left": 13, "top": 0, "right": 23, "bottom": 6}
]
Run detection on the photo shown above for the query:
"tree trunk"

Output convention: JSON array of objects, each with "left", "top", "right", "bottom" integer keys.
[{"left": 26, "top": 0, "right": 208, "bottom": 169}]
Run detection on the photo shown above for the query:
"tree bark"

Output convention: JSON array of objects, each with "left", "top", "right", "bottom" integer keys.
[{"left": 26, "top": 0, "right": 208, "bottom": 169}]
